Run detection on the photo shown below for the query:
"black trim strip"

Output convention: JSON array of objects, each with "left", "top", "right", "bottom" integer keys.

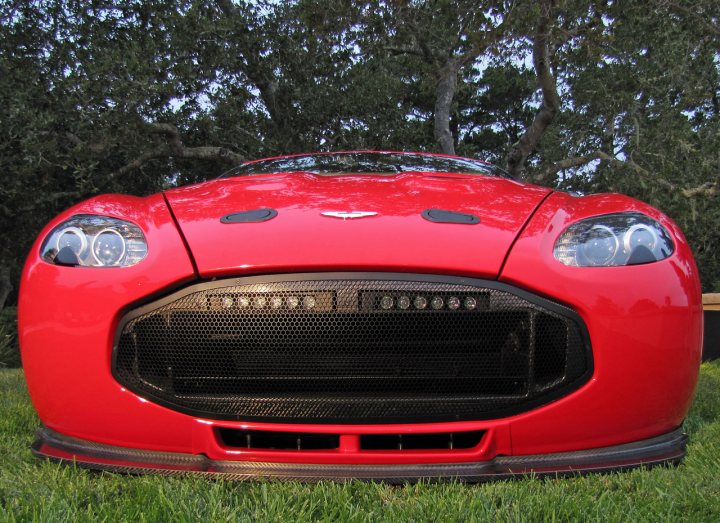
[{"left": 33, "top": 426, "right": 687, "bottom": 483}]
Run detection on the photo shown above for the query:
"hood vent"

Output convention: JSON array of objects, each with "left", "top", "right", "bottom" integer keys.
[
  {"left": 422, "top": 209, "right": 480, "bottom": 224},
  {"left": 221, "top": 209, "right": 278, "bottom": 223}
]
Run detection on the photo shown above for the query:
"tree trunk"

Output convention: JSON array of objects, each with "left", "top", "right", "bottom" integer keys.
[
  {"left": 506, "top": 0, "right": 560, "bottom": 179},
  {"left": 434, "top": 59, "right": 460, "bottom": 155},
  {"left": 0, "top": 268, "right": 12, "bottom": 312}
]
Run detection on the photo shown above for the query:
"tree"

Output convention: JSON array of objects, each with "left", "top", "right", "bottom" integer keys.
[
  {"left": 1, "top": 0, "right": 719, "bottom": 302},
  {"left": 371, "top": 0, "right": 514, "bottom": 155},
  {"left": 505, "top": 0, "right": 562, "bottom": 178},
  {"left": 508, "top": 0, "right": 720, "bottom": 287}
]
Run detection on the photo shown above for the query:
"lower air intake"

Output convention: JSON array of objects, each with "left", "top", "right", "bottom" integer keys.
[{"left": 114, "top": 274, "right": 591, "bottom": 423}]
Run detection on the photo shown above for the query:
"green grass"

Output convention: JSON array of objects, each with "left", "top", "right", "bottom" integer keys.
[{"left": 2, "top": 363, "right": 720, "bottom": 522}]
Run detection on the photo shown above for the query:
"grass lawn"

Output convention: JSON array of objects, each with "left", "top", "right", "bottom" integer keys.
[{"left": 1, "top": 363, "right": 719, "bottom": 522}]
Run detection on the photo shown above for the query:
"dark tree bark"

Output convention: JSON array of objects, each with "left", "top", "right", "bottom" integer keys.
[
  {"left": 506, "top": 0, "right": 560, "bottom": 179},
  {"left": 0, "top": 268, "right": 12, "bottom": 312}
]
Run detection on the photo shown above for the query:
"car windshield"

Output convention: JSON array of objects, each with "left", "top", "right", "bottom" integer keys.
[{"left": 221, "top": 152, "right": 505, "bottom": 177}]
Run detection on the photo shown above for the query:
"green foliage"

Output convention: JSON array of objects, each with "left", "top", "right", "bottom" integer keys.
[
  {"left": 1, "top": 0, "right": 719, "bottom": 292},
  {"left": 459, "top": 64, "right": 537, "bottom": 162},
  {"left": 0, "top": 362, "right": 719, "bottom": 520},
  {"left": 548, "top": 0, "right": 720, "bottom": 289},
  {"left": 0, "top": 307, "right": 19, "bottom": 368}
]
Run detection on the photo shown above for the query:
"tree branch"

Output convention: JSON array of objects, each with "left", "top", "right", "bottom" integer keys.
[
  {"left": 147, "top": 122, "right": 181, "bottom": 139},
  {"left": 534, "top": 150, "right": 609, "bottom": 181},
  {"left": 536, "top": 149, "right": 717, "bottom": 199},
  {"left": 106, "top": 123, "right": 244, "bottom": 182},
  {"left": 106, "top": 147, "right": 171, "bottom": 182},
  {"left": 550, "top": 14, "right": 602, "bottom": 56},
  {"left": 216, "top": 0, "right": 237, "bottom": 17},
  {"left": 392, "top": 5, "right": 515, "bottom": 155},
  {"left": 667, "top": 2, "right": 720, "bottom": 37},
  {"left": 458, "top": 8, "right": 513, "bottom": 66},
  {"left": 213, "top": 1, "right": 287, "bottom": 132},
  {"left": 681, "top": 181, "right": 718, "bottom": 198},
  {"left": 395, "top": 5, "right": 436, "bottom": 65},
  {"left": 412, "top": 27, "right": 436, "bottom": 65},
  {"left": 384, "top": 45, "right": 425, "bottom": 57},
  {"left": 537, "top": 149, "right": 666, "bottom": 186}
]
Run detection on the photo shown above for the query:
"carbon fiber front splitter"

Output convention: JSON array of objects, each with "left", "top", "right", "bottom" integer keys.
[{"left": 31, "top": 426, "right": 687, "bottom": 482}]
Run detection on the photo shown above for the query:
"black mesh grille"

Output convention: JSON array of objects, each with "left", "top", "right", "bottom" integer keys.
[{"left": 113, "top": 274, "right": 591, "bottom": 423}]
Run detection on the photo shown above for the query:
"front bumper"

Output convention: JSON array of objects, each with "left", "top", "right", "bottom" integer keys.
[
  {"left": 33, "top": 426, "right": 687, "bottom": 482},
  {"left": 20, "top": 261, "right": 701, "bottom": 471},
  {"left": 20, "top": 193, "right": 702, "bottom": 479}
]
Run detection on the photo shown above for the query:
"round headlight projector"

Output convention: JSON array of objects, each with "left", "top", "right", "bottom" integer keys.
[
  {"left": 580, "top": 225, "right": 619, "bottom": 266},
  {"left": 623, "top": 224, "right": 657, "bottom": 253},
  {"left": 92, "top": 228, "right": 127, "bottom": 266},
  {"left": 56, "top": 227, "right": 88, "bottom": 257}
]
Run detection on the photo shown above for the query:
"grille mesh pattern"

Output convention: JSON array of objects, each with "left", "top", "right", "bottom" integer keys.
[{"left": 114, "top": 276, "right": 590, "bottom": 423}]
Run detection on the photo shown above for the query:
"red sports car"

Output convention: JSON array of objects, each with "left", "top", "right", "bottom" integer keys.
[{"left": 19, "top": 151, "right": 702, "bottom": 481}]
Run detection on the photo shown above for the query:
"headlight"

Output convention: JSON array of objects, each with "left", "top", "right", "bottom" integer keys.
[
  {"left": 40, "top": 215, "right": 148, "bottom": 267},
  {"left": 553, "top": 212, "right": 674, "bottom": 267}
]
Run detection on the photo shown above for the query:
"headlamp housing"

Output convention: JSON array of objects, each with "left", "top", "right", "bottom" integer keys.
[
  {"left": 40, "top": 215, "right": 148, "bottom": 267},
  {"left": 553, "top": 212, "right": 674, "bottom": 267}
]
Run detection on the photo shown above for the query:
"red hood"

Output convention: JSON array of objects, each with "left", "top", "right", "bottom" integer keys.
[{"left": 163, "top": 172, "right": 551, "bottom": 278}]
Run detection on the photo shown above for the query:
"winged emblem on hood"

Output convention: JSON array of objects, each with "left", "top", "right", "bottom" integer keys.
[{"left": 321, "top": 211, "right": 378, "bottom": 220}]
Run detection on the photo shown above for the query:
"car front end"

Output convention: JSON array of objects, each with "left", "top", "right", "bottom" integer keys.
[{"left": 20, "top": 152, "right": 702, "bottom": 481}]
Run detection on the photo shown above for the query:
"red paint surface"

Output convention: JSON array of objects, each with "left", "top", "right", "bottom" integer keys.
[
  {"left": 19, "top": 155, "right": 702, "bottom": 466},
  {"left": 499, "top": 192, "right": 702, "bottom": 454},
  {"left": 164, "top": 172, "right": 550, "bottom": 278}
]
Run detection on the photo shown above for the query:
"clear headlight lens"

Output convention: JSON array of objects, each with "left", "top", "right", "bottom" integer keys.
[
  {"left": 40, "top": 215, "right": 148, "bottom": 267},
  {"left": 553, "top": 212, "right": 674, "bottom": 267}
]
